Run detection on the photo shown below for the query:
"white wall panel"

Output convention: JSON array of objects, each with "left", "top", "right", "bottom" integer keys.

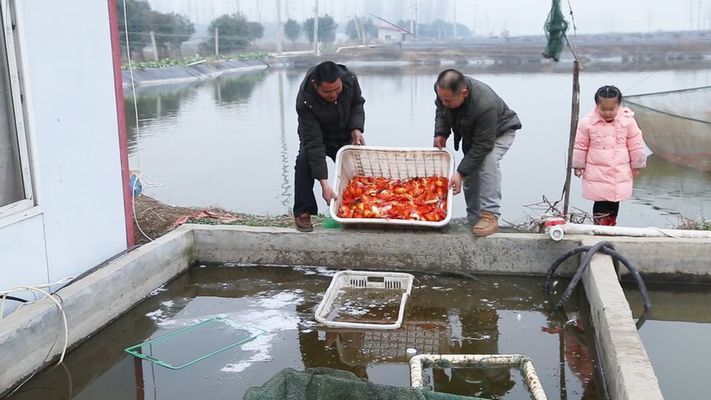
[
  {"left": 4, "top": 0, "right": 128, "bottom": 282},
  {"left": 0, "top": 212, "right": 47, "bottom": 290}
]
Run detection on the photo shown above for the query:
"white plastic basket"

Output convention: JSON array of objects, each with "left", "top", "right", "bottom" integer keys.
[
  {"left": 314, "top": 270, "right": 414, "bottom": 330},
  {"left": 329, "top": 145, "right": 455, "bottom": 227}
]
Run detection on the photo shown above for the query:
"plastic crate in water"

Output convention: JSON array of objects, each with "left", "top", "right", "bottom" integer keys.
[
  {"left": 329, "top": 145, "right": 455, "bottom": 227},
  {"left": 314, "top": 270, "right": 415, "bottom": 330}
]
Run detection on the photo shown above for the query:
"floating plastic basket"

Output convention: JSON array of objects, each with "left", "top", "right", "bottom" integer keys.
[
  {"left": 329, "top": 145, "right": 454, "bottom": 227},
  {"left": 314, "top": 270, "right": 414, "bottom": 330}
]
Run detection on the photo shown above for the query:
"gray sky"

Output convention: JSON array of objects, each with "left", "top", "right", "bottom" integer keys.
[{"left": 148, "top": 0, "right": 710, "bottom": 36}]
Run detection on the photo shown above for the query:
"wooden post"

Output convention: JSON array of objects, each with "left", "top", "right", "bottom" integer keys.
[{"left": 562, "top": 60, "right": 581, "bottom": 218}]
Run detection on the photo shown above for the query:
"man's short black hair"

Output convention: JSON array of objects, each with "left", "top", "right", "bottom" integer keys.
[
  {"left": 436, "top": 69, "right": 466, "bottom": 93},
  {"left": 312, "top": 61, "right": 343, "bottom": 85}
]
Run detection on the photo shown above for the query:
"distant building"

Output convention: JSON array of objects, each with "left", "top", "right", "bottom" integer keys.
[{"left": 376, "top": 22, "right": 411, "bottom": 43}]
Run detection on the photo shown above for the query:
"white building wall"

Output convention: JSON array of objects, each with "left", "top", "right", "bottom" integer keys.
[
  {"left": 0, "top": 0, "right": 127, "bottom": 289},
  {"left": 0, "top": 211, "right": 47, "bottom": 289}
]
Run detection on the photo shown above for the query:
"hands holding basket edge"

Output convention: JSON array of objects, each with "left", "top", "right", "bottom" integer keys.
[{"left": 433, "top": 136, "right": 463, "bottom": 195}]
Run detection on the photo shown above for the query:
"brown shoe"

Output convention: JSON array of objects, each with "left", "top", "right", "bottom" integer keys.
[
  {"left": 472, "top": 211, "right": 498, "bottom": 237},
  {"left": 294, "top": 213, "right": 313, "bottom": 232}
]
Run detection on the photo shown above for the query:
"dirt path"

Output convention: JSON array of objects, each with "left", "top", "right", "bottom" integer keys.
[{"left": 132, "top": 195, "right": 322, "bottom": 244}]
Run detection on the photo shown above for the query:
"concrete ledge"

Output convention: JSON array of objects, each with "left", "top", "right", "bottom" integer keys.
[
  {"left": 190, "top": 225, "right": 583, "bottom": 275},
  {"left": 0, "top": 226, "right": 195, "bottom": 393},
  {"left": 601, "top": 237, "right": 711, "bottom": 281},
  {"left": 582, "top": 249, "right": 663, "bottom": 400}
]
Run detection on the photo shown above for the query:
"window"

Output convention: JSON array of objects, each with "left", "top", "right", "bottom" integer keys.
[{"left": 0, "top": 2, "right": 32, "bottom": 217}]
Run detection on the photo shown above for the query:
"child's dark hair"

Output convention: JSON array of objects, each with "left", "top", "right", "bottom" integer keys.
[
  {"left": 594, "top": 85, "right": 622, "bottom": 104},
  {"left": 436, "top": 69, "right": 466, "bottom": 93},
  {"left": 312, "top": 61, "right": 342, "bottom": 85}
]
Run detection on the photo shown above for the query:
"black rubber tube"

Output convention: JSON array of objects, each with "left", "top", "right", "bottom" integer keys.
[
  {"left": 2, "top": 295, "right": 28, "bottom": 303},
  {"left": 544, "top": 245, "right": 591, "bottom": 294},
  {"left": 544, "top": 242, "right": 652, "bottom": 313},
  {"left": 555, "top": 241, "right": 611, "bottom": 309}
]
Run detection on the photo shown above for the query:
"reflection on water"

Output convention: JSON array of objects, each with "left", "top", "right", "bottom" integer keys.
[
  {"left": 8, "top": 266, "right": 598, "bottom": 400},
  {"left": 125, "top": 67, "right": 711, "bottom": 226},
  {"left": 631, "top": 155, "right": 711, "bottom": 220},
  {"left": 124, "top": 83, "right": 197, "bottom": 154},
  {"left": 624, "top": 283, "right": 711, "bottom": 400},
  {"left": 277, "top": 71, "right": 291, "bottom": 209},
  {"left": 212, "top": 71, "right": 268, "bottom": 106}
]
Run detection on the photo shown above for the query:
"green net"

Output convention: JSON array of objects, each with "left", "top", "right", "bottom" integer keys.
[
  {"left": 243, "top": 368, "right": 486, "bottom": 400},
  {"left": 542, "top": 0, "right": 569, "bottom": 61}
]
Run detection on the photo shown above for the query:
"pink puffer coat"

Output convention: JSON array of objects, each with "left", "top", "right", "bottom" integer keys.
[{"left": 572, "top": 106, "right": 646, "bottom": 202}]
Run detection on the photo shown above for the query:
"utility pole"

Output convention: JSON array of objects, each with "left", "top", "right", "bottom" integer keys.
[
  {"left": 313, "top": 0, "right": 320, "bottom": 56},
  {"left": 354, "top": 15, "right": 364, "bottom": 44},
  {"left": 473, "top": 4, "right": 477, "bottom": 35},
  {"left": 410, "top": 0, "right": 418, "bottom": 39},
  {"left": 149, "top": 31, "right": 159, "bottom": 61},
  {"left": 215, "top": 27, "right": 219, "bottom": 57},
  {"left": 452, "top": 0, "right": 457, "bottom": 39},
  {"left": 276, "top": 0, "right": 283, "bottom": 55},
  {"left": 414, "top": 0, "right": 418, "bottom": 39}
]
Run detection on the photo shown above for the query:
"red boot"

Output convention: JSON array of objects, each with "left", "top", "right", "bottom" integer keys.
[{"left": 593, "top": 214, "right": 614, "bottom": 226}]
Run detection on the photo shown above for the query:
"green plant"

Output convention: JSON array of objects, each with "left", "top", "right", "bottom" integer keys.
[
  {"left": 122, "top": 52, "right": 267, "bottom": 70},
  {"left": 677, "top": 217, "right": 711, "bottom": 231}
]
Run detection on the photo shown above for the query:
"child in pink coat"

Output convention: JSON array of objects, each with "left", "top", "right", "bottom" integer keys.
[{"left": 572, "top": 86, "right": 646, "bottom": 226}]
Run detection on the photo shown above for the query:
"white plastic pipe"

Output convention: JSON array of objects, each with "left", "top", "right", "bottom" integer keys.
[
  {"left": 551, "top": 222, "right": 711, "bottom": 241},
  {"left": 410, "top": 354, "right": 547, "bottom": 400}
]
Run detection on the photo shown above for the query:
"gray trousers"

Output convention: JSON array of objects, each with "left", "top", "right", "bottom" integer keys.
[{"left": 463, "top": 129, "right": 516, "bottom": 223}]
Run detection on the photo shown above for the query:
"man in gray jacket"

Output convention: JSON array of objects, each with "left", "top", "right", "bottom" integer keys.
[
  {"left": 433, "top": 69, "right": 521, "bottom": 236},
  {"left": 293, "top": 61, "right": 366, "bottom": 232}
]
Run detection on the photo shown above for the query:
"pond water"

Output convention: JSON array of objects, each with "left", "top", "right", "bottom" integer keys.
[
  {"left": 624, "top": 282, "right": 711, "bottom": 400},
  {"left": 125, "top": 66, "right": 711, "bottom": 227},
  {"left": 8, "top": 265, "right": 600, "bottom": 399}
]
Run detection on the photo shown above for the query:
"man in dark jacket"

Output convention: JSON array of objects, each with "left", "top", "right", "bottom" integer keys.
[
  {"left": 433, "top": 69, "right": 521, "bottom": 236},
  {"left": 293, "top": 61, "right": 366, "bottom": 232}
]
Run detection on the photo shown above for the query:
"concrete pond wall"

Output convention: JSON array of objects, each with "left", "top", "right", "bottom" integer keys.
[{"left": 2, "top": 224, "right": 709, "bottom": 399}]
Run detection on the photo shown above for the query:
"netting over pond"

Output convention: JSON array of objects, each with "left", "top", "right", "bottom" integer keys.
[{"left": 625, "top": 86, "right": 711, "bottom": 171}]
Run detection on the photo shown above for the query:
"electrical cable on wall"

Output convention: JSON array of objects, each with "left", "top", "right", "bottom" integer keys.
[{"left": 0, "top": 275, "right": 76, "bottom": 397}]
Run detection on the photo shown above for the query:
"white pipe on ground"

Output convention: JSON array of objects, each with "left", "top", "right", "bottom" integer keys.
[{"left": 550, "top": 223, "right": 711, "bottom": 241}]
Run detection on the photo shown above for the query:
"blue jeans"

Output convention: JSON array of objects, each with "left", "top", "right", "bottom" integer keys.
[{"left": 463, "top": 130, "right": 516, "bottom": 223}]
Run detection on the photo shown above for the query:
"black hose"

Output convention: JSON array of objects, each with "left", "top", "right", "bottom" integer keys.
[
  {"left": 544, "top": 241, "right": 652, "bottom": 313},
  {"left": 2, "top": 295, "right": 28, "bottom": 303},
  {"left": 555, "top": 241, "right": 610, "bottom": 309},
  {"left": 543, "top": 245, "right": 591, "bottom": 294}
]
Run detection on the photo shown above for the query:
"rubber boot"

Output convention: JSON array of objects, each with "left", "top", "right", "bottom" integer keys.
[{"left": 593, "top": 215, "right": 613, "bottom": 226}]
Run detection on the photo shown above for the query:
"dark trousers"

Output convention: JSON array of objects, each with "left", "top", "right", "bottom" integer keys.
[
  {"left": 293, "top": 145, "right": 339, "bottom": 216},
  {"left": 593, "top": 201, "right": 619, "bottom": 225}
]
